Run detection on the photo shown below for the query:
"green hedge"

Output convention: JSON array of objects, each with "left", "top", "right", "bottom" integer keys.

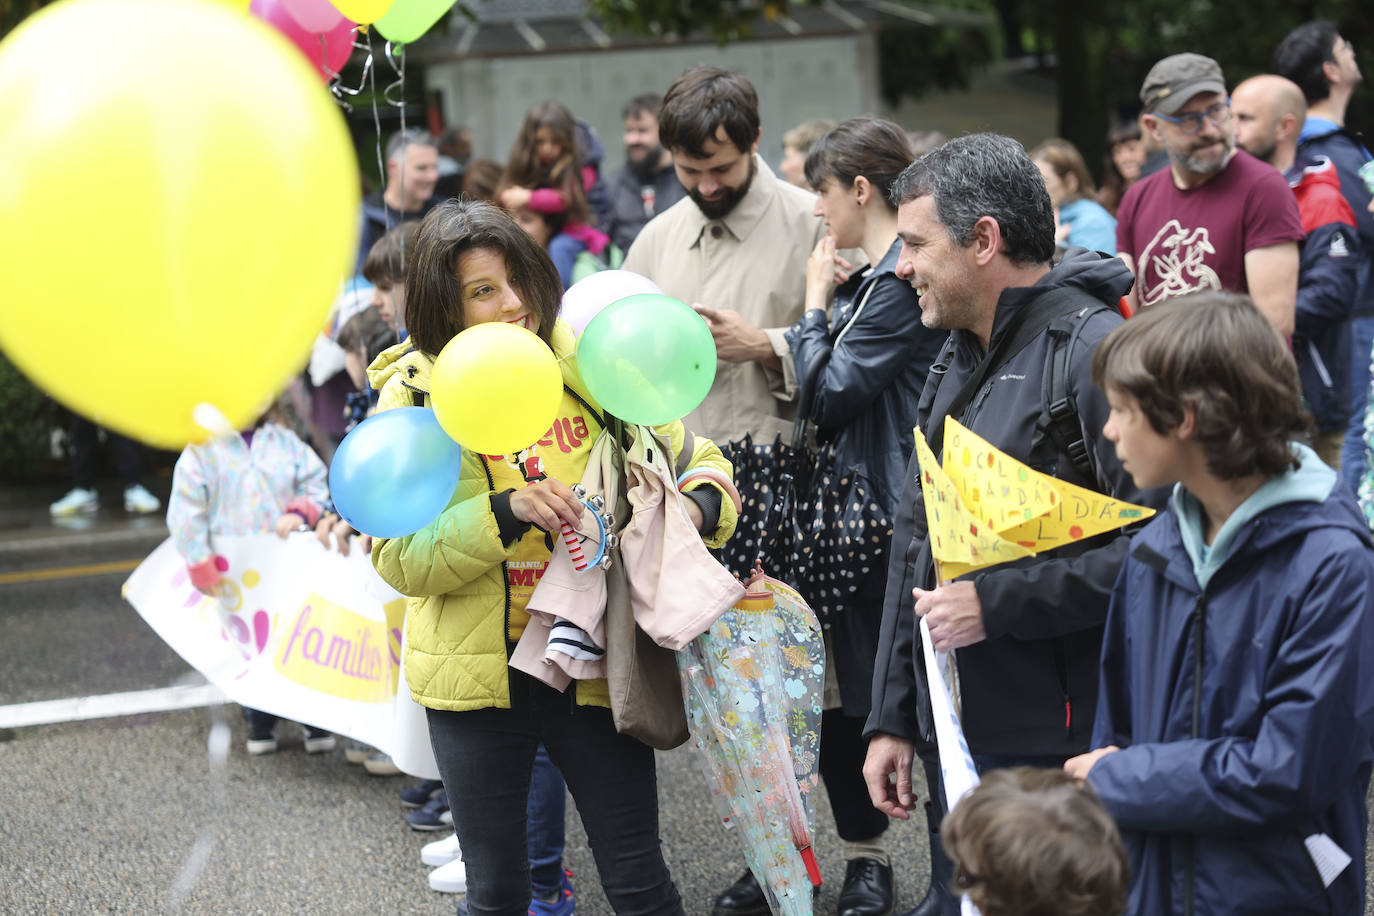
[{"left": 0, "top": 352, "right": 67, "bottom": 483}]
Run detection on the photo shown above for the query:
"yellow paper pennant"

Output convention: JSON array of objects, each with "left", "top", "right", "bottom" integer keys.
[
  {"left": 998, "top": 467, "right": 1155, "bottom": 550},
  {"left": 914, "top": 428, "right": 1033, "bottom": 576},
  {"left": 943, "top": 419, "right": 1061, "bottom": 534}
]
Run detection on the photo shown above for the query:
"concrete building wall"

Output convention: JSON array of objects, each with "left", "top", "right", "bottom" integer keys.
[
  {"left": 424, "top": 36, "right": 875, "bottom": 176},
  {"left": 421, "top": 40, "right": 1059, "bottom": 179}
]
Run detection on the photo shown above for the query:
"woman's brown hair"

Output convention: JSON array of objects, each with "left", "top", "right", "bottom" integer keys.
[
  {"left": 1030, "top": 138, "right": 1097, "bottom": 203},
  {"left": 803, "top": 116, "right": 913, "bottom": 210},
  {"left": 1097, "top": 121, "right": 1142, "bottom": 215},
  {"left": 1092, "top": 291, "right": 1313, "bottom": 480},
  {"left": 404, "top": 199, "right": 562, "bottom": 357}
]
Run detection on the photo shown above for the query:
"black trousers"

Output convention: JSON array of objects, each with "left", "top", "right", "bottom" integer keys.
[
  {"left": 819, "top": 708, "right": 889, "bottom": 842},
  {"left": 69, "top": 416, "right": 141, "bottom": 489},
  {"left": 426, "top": 672, "right": 685, "bottom": 916}
]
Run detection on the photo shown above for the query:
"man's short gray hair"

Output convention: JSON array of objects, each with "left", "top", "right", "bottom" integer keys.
[
  {"left": 386, "top": 128, "right": 437, "bottom": 164},
  {"left": 890, "top": 132, "right": 1055, "bottom": 266}
]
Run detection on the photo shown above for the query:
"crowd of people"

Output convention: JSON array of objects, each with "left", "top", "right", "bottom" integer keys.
[{"left": 140, "top": 16, "right": 1374, "bottom": 916}]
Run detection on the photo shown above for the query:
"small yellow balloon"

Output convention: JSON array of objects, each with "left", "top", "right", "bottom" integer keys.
[
  {"left": 0, "top": 0, "right": 359, "bottom": 448},
  {"left": 331, "top": 0, "right": 393, "bottom": 24},
  {"left": 429, "top": 324, "right": 563, "bottom": 456}
]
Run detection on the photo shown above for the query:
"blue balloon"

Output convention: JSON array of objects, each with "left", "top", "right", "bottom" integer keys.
[{"left": 330, "top": 407, "right": 461, "bottom": 539}]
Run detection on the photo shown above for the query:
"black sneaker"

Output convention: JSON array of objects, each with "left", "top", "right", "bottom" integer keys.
[
  {"left": 405, "top": 789, "right": 451, "bottom": 831},
  {"left": 400, "top": 778, "right": 445, "bottom": 809}
]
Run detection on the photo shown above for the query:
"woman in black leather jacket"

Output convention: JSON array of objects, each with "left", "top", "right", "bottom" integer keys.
[{"left": 781, "top": 117, "right": 946, "bottom": 916}]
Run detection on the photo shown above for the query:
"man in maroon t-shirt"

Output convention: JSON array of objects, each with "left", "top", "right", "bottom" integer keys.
[{"left": 1116, "top": 53, "right": 1304, "bottom": 335}]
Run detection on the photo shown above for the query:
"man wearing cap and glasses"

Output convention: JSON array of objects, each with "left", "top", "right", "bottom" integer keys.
[{"left": 1116, "top": 53, "right": 1303, "bottom": 336}]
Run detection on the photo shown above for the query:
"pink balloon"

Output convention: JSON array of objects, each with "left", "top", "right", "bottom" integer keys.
[
  {"left": 281, "top": 0, "right": 344, "bottom": 33},
  {"left": 560, "top": 270, "right": 663, "bottom": 334},
  {"left": 250, "top": 0, "right": 354, "bottom": 81}
]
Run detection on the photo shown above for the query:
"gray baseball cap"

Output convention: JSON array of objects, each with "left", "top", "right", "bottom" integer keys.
[{"left": 1140, "top": 53, "right": 1227, "bottom": 115}]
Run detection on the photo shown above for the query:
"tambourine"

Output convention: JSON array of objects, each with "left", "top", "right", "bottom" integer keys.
[{"left": 559, "top": 483, "right": 617, "bottom": 571}]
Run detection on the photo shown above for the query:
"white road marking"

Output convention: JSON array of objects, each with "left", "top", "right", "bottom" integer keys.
[{"left": 0, "top": 682, "right": 222, "bottom": 729}]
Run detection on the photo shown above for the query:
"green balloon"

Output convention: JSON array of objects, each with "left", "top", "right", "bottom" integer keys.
[
  {"left": 374, "top": 0, "right": 455, "bottom": 43},
  {"left": 575, "top": 294, "right": 717, "bottom": 426}
]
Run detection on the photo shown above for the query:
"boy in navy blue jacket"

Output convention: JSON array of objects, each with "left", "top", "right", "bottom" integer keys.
[{"left": 1065, "top": 290, "right": 1374, "bottom": 915}]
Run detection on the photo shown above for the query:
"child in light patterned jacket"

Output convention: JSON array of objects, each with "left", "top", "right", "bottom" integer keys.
[{"left": 166, "top": 402, "right": 332, "bottom": 756}]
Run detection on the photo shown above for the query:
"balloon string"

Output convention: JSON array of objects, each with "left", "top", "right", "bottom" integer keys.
[
  {"left": 383, "top": 40, "right": 408, "bottom": 309},
  {"left": 365, "top": 30, "right": 385, "bottom": 216},
  {"left": 328, "top": 25, "right": 372, "bottom": 110}
]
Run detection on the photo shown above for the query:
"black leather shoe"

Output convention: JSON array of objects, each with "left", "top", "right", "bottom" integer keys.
[
  {"left": 710, "top": 870, "right": 771, "bottom": 916},
  {"left": 839, "top": 857, "right": 895, "bottom": 916}
]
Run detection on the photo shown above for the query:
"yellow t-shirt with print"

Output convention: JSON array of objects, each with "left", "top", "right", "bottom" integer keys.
[{"left": 484, "top": 389, "right": 597, "bottom": 642}]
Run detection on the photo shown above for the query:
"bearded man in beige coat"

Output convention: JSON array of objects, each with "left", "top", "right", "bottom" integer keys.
[{"left": 623, "top": 66, "right": 827, "bottom": 445}]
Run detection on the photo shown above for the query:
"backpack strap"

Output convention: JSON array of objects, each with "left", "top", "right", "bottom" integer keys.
[
  {"left": 1037, "top": 302, "right": 1112, "bottom": 484},
  {"left": 926, "top": 286, "right": 1091, "bottom": 454}
]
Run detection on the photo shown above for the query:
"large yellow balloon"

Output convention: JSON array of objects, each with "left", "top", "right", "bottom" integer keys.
[
  {"left": 0, "top": 0, "right": 359, "bottom": 448},
  {"left": 332, "top": 0, "right": 394, "bottom": 24},
  {"left": 429, "top": 323, "right": 563, "bottom": 456}
]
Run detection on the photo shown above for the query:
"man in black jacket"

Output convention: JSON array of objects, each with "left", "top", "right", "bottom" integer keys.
[
  {"left": 860, "top": 133, "right": 1161, "bottom": 916},
  {"left": 605, "top": 93, "right": 686, "bottom": 253}
]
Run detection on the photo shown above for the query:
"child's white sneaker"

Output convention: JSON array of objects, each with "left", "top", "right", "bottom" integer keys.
[
  {"left": 428, "top": 856, "right": 467, "bottom": 894},
  {"left": 421, "top": 832, "right": 461, "bottom": 867},
  {"left": 50, "top": 487, "right": 99, "bottom": 516},
  {"left": 123, "top": 484, "right": 161, "bottom": 514}
]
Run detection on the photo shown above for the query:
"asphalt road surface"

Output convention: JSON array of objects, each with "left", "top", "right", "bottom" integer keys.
[
  {"left": 0, "top": 515, "right": 934, "bottom": 915},
  {"left": 2, "top": 505, "right": 1370, "bottom": 915}
]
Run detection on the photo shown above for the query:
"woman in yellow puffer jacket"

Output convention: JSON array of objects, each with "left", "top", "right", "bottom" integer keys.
[{"left": 369, "top": 200, "right": 737, "bottom": 916}]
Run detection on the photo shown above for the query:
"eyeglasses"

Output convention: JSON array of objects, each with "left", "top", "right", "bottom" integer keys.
[{"left": 1152, "top": 100, "right": 1232, "bottom": 135}]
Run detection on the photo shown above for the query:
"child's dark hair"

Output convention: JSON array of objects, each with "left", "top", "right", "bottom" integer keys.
[
  {"left": 658, "top": 66, "right": 760, "bottom": 159},
  {"left": 404, "top": 199, "right": 562, "bottom": 357},
  {"left": 502, "top": 100, "right": 590, "bottom": 225},
  {"left": 337, "top": 307, "right": 398, "bottom": 364},
  {"left": 1092, "top": 291, "right": 1313, "bottom": 480},
  {"left": 943, "top": 768, "right": 1129, "bottom": 916},
  {"left": 361, "top": 222, "right": 421, "bottom": 288},
  {"left": 803, "top": 116, "right": 913, "bottom": 210}
]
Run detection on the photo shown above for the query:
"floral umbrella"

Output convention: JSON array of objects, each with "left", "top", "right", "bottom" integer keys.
[{"left": 678, "top": 566, "right": 826, "bottom": 916}]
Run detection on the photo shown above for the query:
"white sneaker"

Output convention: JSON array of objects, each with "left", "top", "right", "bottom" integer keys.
[
  {"left": 123, "top": 484, "right": 161, "bottom": 514},
  {"left": 50, "top": 487, "right": 99, "bottom": 516},
  {"left": 303, "top": 732, "right": 336, "bottom": 754},
  {"left": 245, "top": 735, "right": 279, "bottom": 755},
  {"left": 428, "top": 856, "right": 468, "bottom": 894},
  {"left": 363, "top": 752, "right": 401, "bottom": 775},
  {"left": 421, "top": 833, "right": 462, "bottom": 867}
]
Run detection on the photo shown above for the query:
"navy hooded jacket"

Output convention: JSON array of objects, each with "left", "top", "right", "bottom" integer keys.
[{"left": 1088, "top": 447, "right": 1374, "bottom": 915}]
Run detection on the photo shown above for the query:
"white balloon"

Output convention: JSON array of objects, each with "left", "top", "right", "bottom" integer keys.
[{"left": 560, "top": 270, "right": 663, "bottom": 334}]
